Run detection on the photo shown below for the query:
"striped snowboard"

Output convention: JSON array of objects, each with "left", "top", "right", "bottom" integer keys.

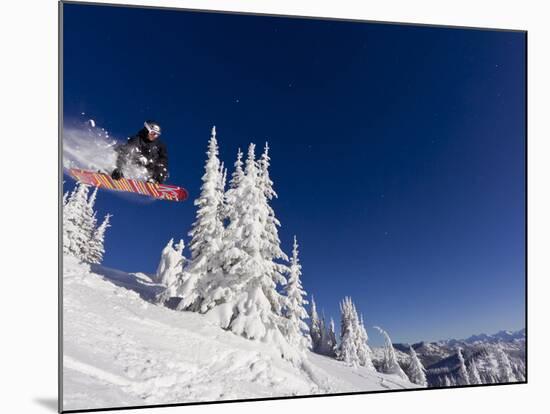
[{"left": 68, "top": 168, "right": 188, "bottom": 202}]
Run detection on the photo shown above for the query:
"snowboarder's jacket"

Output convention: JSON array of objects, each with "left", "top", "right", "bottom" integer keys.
[{"left": 115, "top": 128, "right": 169, "bottom": 183}]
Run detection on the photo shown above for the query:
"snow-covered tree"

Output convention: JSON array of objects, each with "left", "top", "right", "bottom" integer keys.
[
  {"left": 407, "top": 345, "right": 428, "bottom": 387},
  {"left": 456, "top": 348, "right": 470, "bottom": 385},
  {"left": 218, "top": 161, "right": 227, "bottom": 190},
  {"left": 374, "top": 326, "right": 409, "bottom": 380},
  {"left": 495, "top": 346, "right": 516, "bottom": 382},
  {"left": 467, "top": 358, "right": 482, "bottom": 385},
  {"left": 355, "top": 313, "right": 375, "bottom": 369},
  {"left": 217, "top": 161, "right": 228, "bottom": 220},
  {"left": 337, "top": 297, "right": 360, "bottom": 366},
  {"left": 87, "top": 213, "right": 111, "bottom": 264},
  {"left": 83, "top": 187, "right": 103, "bottom": 263},
  {"left": 317, "top": 314, "right": 333, "bottom": 356},
  {"left": 193, "top": 143, "right": 292, "bottom": 358},
  {"left": 221, "top": 148, "right": 244, "bottom": 229},
  {"left": 153, "top": 136, "right": 303, "bottom": 360},
  {"left": 155, "top": 238, "right": 186, "bottom": 286},
  {"left": 63, "top": 181, "right": 112, "bottom": 264},
  {"left": 484, "top": 370, "right": 499, "bottom": 384},
  {"left": 256, "top": 142, "right": 289, "bottom": 308},
  {"left": 512, "top": 359, "right": 526, "bottom": 382},
  {"left": 283, "top": 236, "right": 310, "bottom": 350},
  {"left": 335, "top": 297, "right": 373, "bottom": 367},
  {"left": 63, "top": 182, "right": 96, "bottom": 260},
  {"left": 327, "top": 318, "right": 338, "bottom": 356},
  {"left": 310, "top": 300, "right": 341, "bottom": 358},
  {"left": 258, "top": 142, "right": 276, "bottom": 201},
  {"left": 173, "top": 127, "right": 225, "bottom": 310},
  {"left": 309, "top": 295, "right": 322, "bottom": 352},
  {"left": 229, "top": 148, "right": 244, "bottom": 190},
  {"left": 87, "top": 186, "right": 99, "bottom": 211}
]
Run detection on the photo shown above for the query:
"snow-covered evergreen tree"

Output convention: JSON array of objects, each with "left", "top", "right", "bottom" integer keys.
[
  {"left": 456, "top": 348, "right": 470, "bottom": 385},
  {"left": 511, "top": 359, "right": 526, "bottom": 382},
  {"left": 192, "top": 143, "right": 293, "bottom": 358},
  {"left": 327, "top": 318, "right": 338, "bottom": 356},
  {"left": 173, "top": 127, "right": 225, "bottom": 310},
  {"left": 217, "top": 161, "right": 228, "bottom": 220},
  {"left": 374, "top": 326, "right": 409, "bottom": 380},
  {"left": 63, "top": 181, "right": 112, "bottom": 264},
  {"left": 283, "top": 236, "right": 310, "bottom": 350},
  {"left": 490, "top": 371, "right": 500, "bottom": 383},
  {"left": 258, "top": 142, "right": 275, "bottom": 200},
  {"left": 155, "top": 238, "right": 186, "bottom": 286},
  {"left": 309, "top": 295, "right": 322, "bottom": 352},
  {"left": 495, "top": 346, "right": 516, "bottom": 382},
  {"left": 63, "top": 182, "right": 95, "bottom": 260},
  {"left": 220, "top": 148, "right": 244, "bottom": 232},
  {"left": 82, "top": 187, "right": 100, "bottom": 260},
  {"left": 337, "top": 297, "right": 360, "bottom": 366},
  {"left": 335, "top": 297, "right": 373, "bottom": 367},
  {"left": 355, "top": 312, "right": 375, "bottom": 369},
  {"left": 317, "top": 314, "right": 333, "bottom": 356},
  {"left": 256, "top": 142, "right": 289, "bottom": 310},
  {"left": 229, "top": 148, "right": 244, "bottom": 190},
  {"left": 407, "top": 345, "right": 428, "bottom": 387},
  {"left": 87, "top": 186, "right": 99, "bottom": 211},
  {"left": 467, "top": 358, "right": 482, "bottom": 385},
  {"left": 87, "top": 213, "right": 111, "bottom": 264},
  {"left": 62, "top": 186, "right": 76, "bottom": 243},
  {"left": 218, "top": 161, "right": 226, "bottom": 189}
]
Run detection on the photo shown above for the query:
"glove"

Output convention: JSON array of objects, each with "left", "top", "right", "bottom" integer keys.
[
  {"left": 111, "top": 168, "right": 124, "bottom": 180},
  {"left": 153, "top": 166, "right": 168, "bottom": 184}
]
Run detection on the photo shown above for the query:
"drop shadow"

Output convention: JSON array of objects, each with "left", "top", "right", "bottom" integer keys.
[{"left": 34, "top": 398, "right": 58, "bottom": 412}]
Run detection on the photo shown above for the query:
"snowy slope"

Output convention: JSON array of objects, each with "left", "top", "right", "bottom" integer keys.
[{"left": 62, "top": 255, "right": 413, "bottom": 411}]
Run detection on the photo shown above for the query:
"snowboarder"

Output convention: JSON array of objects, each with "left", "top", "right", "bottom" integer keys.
[{"left": 111, "top": 120, "right": 169, "bottom": 184}]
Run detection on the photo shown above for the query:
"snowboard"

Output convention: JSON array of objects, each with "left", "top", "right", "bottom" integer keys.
[{"left": 68, "top": 168, "right": 189, "bottom": 202}]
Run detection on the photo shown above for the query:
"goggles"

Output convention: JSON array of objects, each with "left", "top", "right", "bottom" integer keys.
[{"left": 144, "top": 121, "right": 161, "bottom": 136}]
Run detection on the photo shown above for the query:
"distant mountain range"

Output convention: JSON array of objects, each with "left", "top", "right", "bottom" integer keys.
[
  {"left": 458, "top": 328, "right": 525, "bottom": 345},
  {"left": 372, "top": 328, "right": 526, "bottom": 387}
]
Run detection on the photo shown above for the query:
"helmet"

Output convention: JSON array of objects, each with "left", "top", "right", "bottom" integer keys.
[{"left": 144, "top": 120, "right": 161, "bottom": 136}]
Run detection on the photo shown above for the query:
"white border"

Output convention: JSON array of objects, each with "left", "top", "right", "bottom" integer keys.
[{"left": 2, "top": 1, "right": 548, "bottom": 413}]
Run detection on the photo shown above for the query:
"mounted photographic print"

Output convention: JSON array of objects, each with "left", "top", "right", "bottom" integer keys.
[{"left": 60, "top": 1, "right": 527, "bottom": 412}]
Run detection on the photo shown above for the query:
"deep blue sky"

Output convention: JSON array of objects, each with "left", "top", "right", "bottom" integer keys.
[{"left": 63, "top": 3, "right": 526, "bottom": 345}]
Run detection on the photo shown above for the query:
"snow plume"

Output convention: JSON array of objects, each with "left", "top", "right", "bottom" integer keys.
[
  {"left": 63, "top": 118, "right": 152, "bottom": 181},
  {"left": 62, "top": 119, "right": 119, "bottom": 173}
]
